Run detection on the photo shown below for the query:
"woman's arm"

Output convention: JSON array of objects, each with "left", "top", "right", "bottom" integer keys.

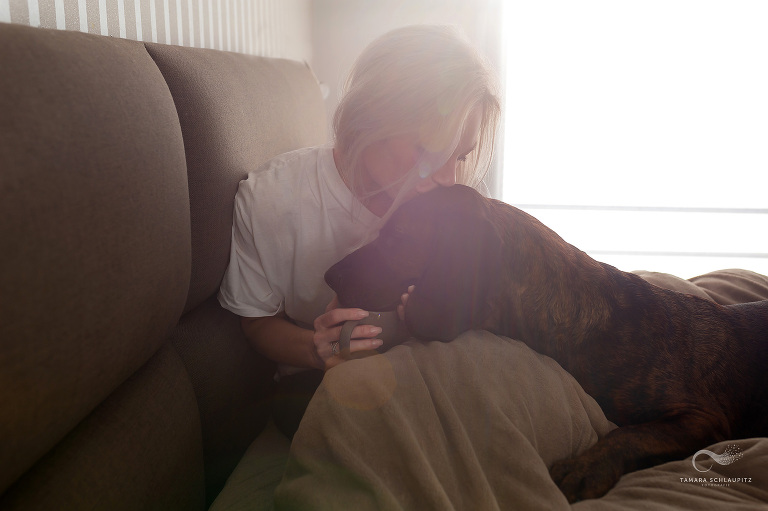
[{"left": 241, "top": 313, "right": 321, "bottom": 369}]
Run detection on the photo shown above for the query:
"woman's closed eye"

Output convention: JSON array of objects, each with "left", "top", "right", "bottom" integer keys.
[{"left": 457, "top": 144, "right": 476, "bottom": 163}]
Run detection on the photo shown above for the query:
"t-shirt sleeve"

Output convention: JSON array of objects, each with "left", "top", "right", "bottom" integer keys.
[{"left": 218, "top": 184, "right": 283, "bottom": 318}]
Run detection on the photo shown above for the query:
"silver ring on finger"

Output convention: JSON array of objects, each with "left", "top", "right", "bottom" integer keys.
[{"left": 331, "top": 340, "right": 340, "bottom": 356}]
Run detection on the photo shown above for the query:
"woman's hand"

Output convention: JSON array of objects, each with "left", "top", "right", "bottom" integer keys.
[{"left": 316, "top": 295, "right": 383, "bottom": 369}]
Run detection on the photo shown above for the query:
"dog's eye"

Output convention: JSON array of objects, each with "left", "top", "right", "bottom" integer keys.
[
  {"left": 381, "top": 227, "right": 408, "bottom": 249},
  {"left": 391, "top": 227, "right": 410, "bottom": 242}
]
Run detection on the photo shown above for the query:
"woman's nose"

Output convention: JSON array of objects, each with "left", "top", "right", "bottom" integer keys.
[{"left": 431, "top": 161, "right": 457, "bottom": 187}]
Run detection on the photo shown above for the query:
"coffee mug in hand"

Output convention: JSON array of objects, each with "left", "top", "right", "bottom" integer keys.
[{"left": 338, "top": 311, "right": 409, "bottom": 358}]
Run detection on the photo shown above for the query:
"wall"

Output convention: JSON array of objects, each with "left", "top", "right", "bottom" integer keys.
[
  {"left": 0, "top": 0, "right": 312, "bottom": 62},
  {"left": 311, "top": 0, "right": 501, "bottom": 123},
  {"left": 310, "top": 0, "right": 503, "bottom": 193}
]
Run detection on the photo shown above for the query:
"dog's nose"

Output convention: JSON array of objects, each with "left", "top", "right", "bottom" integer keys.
[
  {"left": 324, "top": 266, "right": 341, "bottom": 287},
  {"left": 325, "top": 269, "right": 351, "bottom": 303}
]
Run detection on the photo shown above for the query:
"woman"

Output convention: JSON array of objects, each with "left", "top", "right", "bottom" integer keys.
[{"left": 218, "top": 25, "right": 501, "bottom": 436}]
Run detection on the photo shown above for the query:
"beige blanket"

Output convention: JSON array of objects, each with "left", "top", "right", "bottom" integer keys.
[{"left": 275, "top": 270, "right": 768, "bottom": 510}]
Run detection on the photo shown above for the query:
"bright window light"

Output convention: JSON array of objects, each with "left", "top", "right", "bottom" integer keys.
[{"left": 501, "top": 0, "right": 767, "bottom": 279}]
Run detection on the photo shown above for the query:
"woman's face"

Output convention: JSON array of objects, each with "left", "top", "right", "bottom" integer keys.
[{"left": 358, "top": 107, "right": 483, "bottom": 217}]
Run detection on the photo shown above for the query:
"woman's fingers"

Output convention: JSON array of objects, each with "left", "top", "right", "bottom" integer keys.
[
  {"left": 351, "top": 324, "right": 382, "bottom": 340},
  {"left": 350, "top": 338, "right": 383, "bottom": 351},
  {"left": 315, "top": 317, "right": 380, "bottom": 344},
  {"left": 397, "top": 285, "right": 415, "bottom": 321},
  {"left": 316, "top": 306, "right": 368, "bottom": 330},
  {"left": 329, "top": 324, "right": 383, "bottom": 348}
]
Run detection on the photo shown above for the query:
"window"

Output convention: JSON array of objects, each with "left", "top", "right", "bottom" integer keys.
[{"left": 501, "top": 0, "right": 767, "bottom": 278}]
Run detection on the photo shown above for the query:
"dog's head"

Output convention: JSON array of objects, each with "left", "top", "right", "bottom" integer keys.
[{"left": 325, "top": 185, "right": 503, "bottom": 341}]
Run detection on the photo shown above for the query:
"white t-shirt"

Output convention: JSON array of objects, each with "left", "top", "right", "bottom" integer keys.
[{"left": 218, "top": 145, "right": 380, "bottom": 328}]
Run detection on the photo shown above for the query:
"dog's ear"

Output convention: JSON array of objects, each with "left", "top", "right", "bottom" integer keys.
[{"left": 405, "top": 210, "right": 503, "bottom": 341}]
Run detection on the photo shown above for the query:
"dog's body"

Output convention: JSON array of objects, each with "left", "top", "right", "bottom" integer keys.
[{"left": 325, "top": 185, "right": 768, "bottom": 502}]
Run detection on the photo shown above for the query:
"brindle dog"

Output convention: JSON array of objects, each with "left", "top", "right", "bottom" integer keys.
[{"left": 324, "top": 185, "right": 768, "bottom": 502}]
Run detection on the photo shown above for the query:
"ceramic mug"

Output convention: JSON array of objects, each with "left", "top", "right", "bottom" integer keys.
[{"left": 338, "top": 310, "right": 409, "bottom": 358}]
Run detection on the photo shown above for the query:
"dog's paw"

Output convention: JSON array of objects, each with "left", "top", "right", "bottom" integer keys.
[{"left": 550, "top": 452, "right": 623, "bottom": 503}]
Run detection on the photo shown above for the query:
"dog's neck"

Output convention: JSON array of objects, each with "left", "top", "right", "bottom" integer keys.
[{"left": 486, "top": 201, "right": 638, "bottom": 369}]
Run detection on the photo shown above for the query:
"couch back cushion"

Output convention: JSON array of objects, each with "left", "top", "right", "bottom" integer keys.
[
  {"left": 145, "top": 43, "right": 328, "bottom": 313},
  {"left": 145, "top": 44, "right": 328, "bottom": 502},
  {"left": 0, "top": 23, "right": 191, "bottom": 494}
]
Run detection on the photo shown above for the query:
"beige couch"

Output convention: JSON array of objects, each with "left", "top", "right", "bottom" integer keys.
[{"left": 0, "top": 22, "right": 326, "bottom": 510}]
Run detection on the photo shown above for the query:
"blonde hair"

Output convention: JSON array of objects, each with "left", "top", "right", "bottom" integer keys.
[{"left": 333, "top": 25, "right": 501, "bottom": 214}]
